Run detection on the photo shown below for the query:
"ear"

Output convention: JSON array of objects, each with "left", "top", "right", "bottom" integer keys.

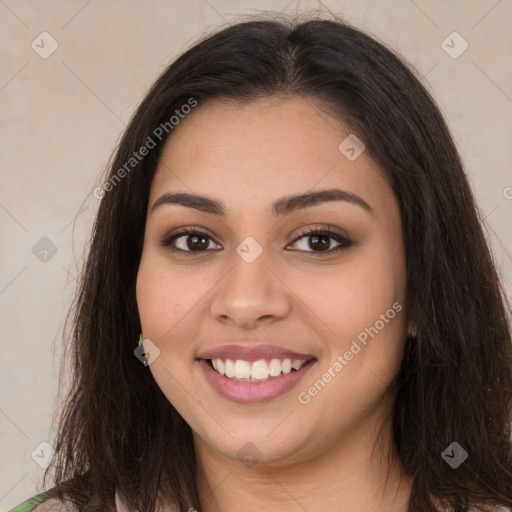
[{"left": 407, "top": 322, "right": 417, "bottom": 338}]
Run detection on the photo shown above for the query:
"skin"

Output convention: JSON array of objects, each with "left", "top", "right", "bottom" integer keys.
[{"left": 136, "top": 95, "right": 413, "bottom": 511}]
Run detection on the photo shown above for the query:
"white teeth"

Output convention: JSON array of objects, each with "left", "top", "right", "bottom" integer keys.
[
  {"left": 209, "top": 358, "right": 308, "bottom": 381},
  {"left": 268, "top": 359, "right": 282, "bottom": 377},
  {"left": 216, "top": 359, "right": 225, "bottom": 375},
  {"left": 251, "top": 359, "right": 268, "bottom": 380},
  {"left": 225, "top": 359, "right": 235, "bottom": 378},
  {"left": 281, "top": 359, "right": 292, "bottom": 374},
  {"left": 292, "top": 359, "right": 303, "bottom": 370},
  {"left": 234, "top": 360, "right": 251, "bottom": 379}
]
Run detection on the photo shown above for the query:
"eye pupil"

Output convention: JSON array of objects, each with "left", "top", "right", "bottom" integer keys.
[
  {"left": 188, "top": 234, "right": 208, "bottom": 251},
  {"left": 310, "top": 235, "right": 330, "bottom": 251}
]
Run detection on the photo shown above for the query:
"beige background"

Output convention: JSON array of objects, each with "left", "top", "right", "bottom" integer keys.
[{"left": 1, "top": 0, "right": 511, "bottom": 509}]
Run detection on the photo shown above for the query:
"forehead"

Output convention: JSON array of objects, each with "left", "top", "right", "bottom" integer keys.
[{"left": 149, "top": 95, "right": 392, "bottom": 215}]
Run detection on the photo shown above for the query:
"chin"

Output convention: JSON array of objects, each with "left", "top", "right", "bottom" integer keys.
[{"left": 191, "top": 418, "right": 314, "bottom": 468}]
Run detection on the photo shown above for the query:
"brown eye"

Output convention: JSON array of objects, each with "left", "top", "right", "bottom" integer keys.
[
  {"left": 288, "top": 228, "right": 352, "bottom": 253},
  {"left": 307, "top": 234, "right": 332, "bottom": 251},
  {"left": 160, "top": 227, "right": 352, "bottom": 255},
  {"left": 160, "top": 229, "right": 221, "bottom": 253},
  {"left": 183, "top": 233, "right": 209, "bottom": 251}
]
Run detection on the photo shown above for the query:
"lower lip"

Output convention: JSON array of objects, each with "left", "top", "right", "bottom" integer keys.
[{"left": 198, "top": 359, "right": 316, "bottom": 404}]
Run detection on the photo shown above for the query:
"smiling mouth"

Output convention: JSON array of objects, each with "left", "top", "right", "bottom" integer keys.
[{"left": 205, "top": 357, "right": 314, "bottom": 382}]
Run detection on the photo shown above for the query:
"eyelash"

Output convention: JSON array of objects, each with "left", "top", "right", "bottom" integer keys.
[{"left": 160, "top": 226, "right": 353, "bottom": 255}]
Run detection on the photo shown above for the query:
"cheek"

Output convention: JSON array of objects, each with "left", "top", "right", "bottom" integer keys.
[
  {"left": 293, "top": 254, "right": 406, "bottom": 422},
  {"left": 292, "top": 251, "right": 405, "bottom": 346},
  {"left": 136, "top": 254, "right": 203, "bottom": 416},
  {"left": 136, "top": 253, "right": 206, "bottom": 341}
]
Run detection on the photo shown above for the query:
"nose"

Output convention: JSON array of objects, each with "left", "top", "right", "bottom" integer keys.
[{"left": 209, "top": 249, "right": 291, "bottom": 330}]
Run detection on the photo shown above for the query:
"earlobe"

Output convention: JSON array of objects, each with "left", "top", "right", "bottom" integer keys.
[{"left": 407, "top": 323, "right": 417, "bottom": 338}]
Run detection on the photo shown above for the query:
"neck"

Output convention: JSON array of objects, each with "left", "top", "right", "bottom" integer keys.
[{"left": 193, "top": 410, "right": 412, "bottom": 512}]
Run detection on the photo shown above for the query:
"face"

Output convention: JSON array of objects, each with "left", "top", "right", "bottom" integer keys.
[{"left": 136, "top": 95, "right": 408, "bottom": 468}]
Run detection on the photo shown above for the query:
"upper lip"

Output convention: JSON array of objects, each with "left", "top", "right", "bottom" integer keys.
[{"left": 197, "top": 344, "right": 315, "bottom": 362}]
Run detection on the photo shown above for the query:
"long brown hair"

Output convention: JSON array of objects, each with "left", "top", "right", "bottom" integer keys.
[{"left": 42, "top": 13, "right": 512, "bottom": 512}]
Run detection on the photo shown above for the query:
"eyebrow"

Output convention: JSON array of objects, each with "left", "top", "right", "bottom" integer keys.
[{"left": 151, "top": 188, "right": 373, "bottom": 217}]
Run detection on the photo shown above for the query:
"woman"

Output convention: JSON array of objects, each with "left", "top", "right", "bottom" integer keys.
[{"left": 11, "top": 13, "right": 512, "bottom": 512}]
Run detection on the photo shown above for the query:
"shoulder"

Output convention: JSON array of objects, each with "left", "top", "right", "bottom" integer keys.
[
  {"left": 31, "top": 497, "right": 77, "bottom": 512},
  {"left": 11, "top": 489, "right": 180, "bottom": 512},
  {"left": 7, "top": 492, "right": 76, "bottom": 512}
]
